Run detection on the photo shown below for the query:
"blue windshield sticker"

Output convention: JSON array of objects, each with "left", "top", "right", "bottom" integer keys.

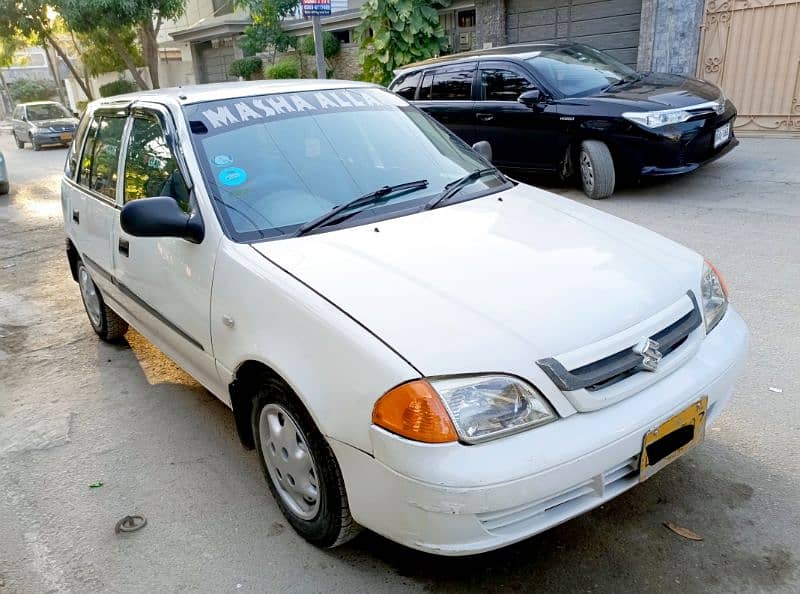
[
  {"left": 213, "top": 154, "right": 234, "bottom": 166},
  {"left": 219, "top": 167, "right": 248, "bottom": 187}
]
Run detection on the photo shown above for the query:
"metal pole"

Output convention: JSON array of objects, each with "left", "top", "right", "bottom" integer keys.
[{"left": 311, "top": 15, "right": 326, "bottom": 79}]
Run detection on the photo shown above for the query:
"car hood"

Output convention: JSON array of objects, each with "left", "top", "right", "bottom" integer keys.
[
  {"left": 589, "top": 72, "right": 722, "bottom": 111},
  {"left": 30, "top": 118, "right": 78, "bottom": 128},
  {"left": 252, "top": 184, "right": 701, "bottom": 377}
]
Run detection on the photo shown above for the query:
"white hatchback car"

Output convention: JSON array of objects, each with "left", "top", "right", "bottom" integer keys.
[{"left": 61, "top": 81, "right": 748, "bottom": 556}]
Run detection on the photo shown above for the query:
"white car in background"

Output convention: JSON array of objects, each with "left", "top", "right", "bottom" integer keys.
[
  {"left": 61, "top": 81, "right": 748, "bottom": 556},
  {"left": 0, "top": 150, "right": 8, "bottom": 195}
]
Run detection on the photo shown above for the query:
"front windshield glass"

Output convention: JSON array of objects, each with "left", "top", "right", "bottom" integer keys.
[
  {"left": 526, "top": 45, "right": 638, "bottom": 98},
  {"left": 185, "top": 88, "right": 505, "bottom": 241},
  {"left": 27, "top": 103, "right": 72, "bottom": 121}
]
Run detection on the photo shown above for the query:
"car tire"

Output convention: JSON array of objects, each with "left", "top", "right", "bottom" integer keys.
[
  {"left": 76, "top": 260, "right": 129, "bottom": 342},
  {"left": 579, "top": 140, "right": 615, "bottom": 199},
  {"left": 0, "top": 182, "right": 8, "bottom": 195},
  {"left": 13, "top": 133, "right": 24, "bottom": 149},
  {"left": 32, "top": 139, "right": 41, "bottom": 152},
  {"left": 252, "top": 377, "right": 361, "bottom": 548}
]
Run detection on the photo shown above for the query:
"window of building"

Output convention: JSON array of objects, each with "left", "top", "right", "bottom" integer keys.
[
  {"left": 331, "top": 29, "right": 352, "bottom": 45},
  {"left": 481, "top": 68, "right": 536, "bottom": 101},
  {"left": 124, "top": 114, "right": 189, "bottom": 212},
  {"left": 212, "top": 0, "right": 234, "bottom": 16}
]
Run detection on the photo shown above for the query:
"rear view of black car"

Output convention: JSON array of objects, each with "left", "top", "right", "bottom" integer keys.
[{"left": 389, "top": 43, "right": 738, "bottom": 199}]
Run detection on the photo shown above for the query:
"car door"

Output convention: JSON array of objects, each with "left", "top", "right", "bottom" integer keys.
[
  {"left": 414, "top": 63, "right": 478, "bottom": 145},
  {"left": 12, "top": 106, "right": 26, "bottom": 141},
  {"left": 111, "top": 104, "right": 221, "bottom": 391},
  {"left": 474, "top": 61, "right": 564, "bottom": 172},
  {"left": 65, "top": 110, "right": 128, "bottom": 301}
]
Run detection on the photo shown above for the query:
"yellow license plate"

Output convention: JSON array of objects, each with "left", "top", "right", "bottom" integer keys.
[
  {"left": 60, "top": 133, "right": 73, "bottom": 141},
  {"left": 640, "top": 396, "right": 708, "bottom": 482}
]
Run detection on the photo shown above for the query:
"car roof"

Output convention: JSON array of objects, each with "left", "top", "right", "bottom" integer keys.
[
  {"left": 87, "top": 79, "right": 381, "bottom": 110},
  {"left": 393, "top": 41, "right": 574, "bottom": 75},
  {"left": 19, "top": 101, "right": 64, "bottom": 106}
]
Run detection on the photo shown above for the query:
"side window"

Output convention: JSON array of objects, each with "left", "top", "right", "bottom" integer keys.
[
  {"left": 481, "top": 68, "right": 535, "bottom": 101},
  {"left": 392, "top": 71, "right": 421, "bottom": 100},
  {"left": 79, "top": 116, "right": 126, "bottom": 199},
  {"left": 65, "top": 115, "right": 91, "bottom": 180},
  {"left": 12, "top": 106, "right": 21, "bottom": 120},
  {"left": 430, "top": 67, "right": 474, "bottom": 100},
  {"left": 124, "top": 114, "right": 189, "bottom": 212},
  {"left": 418, "top": 72, "right": 433, "bottom": 100}
]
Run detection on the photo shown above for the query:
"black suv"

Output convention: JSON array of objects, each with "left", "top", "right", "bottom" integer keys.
[{"left": 389, "top": 43, "right": 738, "bottom": 199}]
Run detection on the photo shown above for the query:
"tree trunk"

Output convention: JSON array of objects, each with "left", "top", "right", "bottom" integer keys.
[
  {"left": 0, "top": 68, "right": 11, "bottom": 118},
  {"left": 43, "top": 32, "right": 94, "bottom": 100},
  {"left": 43, "top": 41, "right": 69, "bottom": 106},
  {"left": 108, "top": 35, "right": 150, "bottom": 90},
  {"left": 139, "top": 19, "right": 160, "bottom": 89}
]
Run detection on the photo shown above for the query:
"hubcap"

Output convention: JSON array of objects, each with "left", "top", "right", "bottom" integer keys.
[
  {"left": 78, "top": 266, "right": 102, "bottom": 329},
  {"left": 259, "top": 404, "right": 320, "bottom": 520},
  {"left": 580, "top": 151, "right": 594, "bottom": 192}
]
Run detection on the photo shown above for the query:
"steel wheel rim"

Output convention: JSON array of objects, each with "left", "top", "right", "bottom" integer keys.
[
  {"left": 259, "top": 404, "right": 320, "bottom": 520},
  {"left": 78, "top": 266, "right": 102, "bottom": 329},
  {"left": 580, "top": 152, "right": 594, "bottom": 192}
]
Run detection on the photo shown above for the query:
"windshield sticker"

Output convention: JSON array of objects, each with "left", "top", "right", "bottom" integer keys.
[
  {"left": 192, "top": 88, "right": 400, "bottom": 133},
  {"left": 212, "top": 154, "right": 234, "bottom": 167},
  {"left": 219, "top": 167, "right": 248, "bottom": 187}
]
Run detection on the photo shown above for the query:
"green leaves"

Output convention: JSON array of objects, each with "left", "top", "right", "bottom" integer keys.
[{"left": 357, "top": 0, "right": 449, "bottom": 85}]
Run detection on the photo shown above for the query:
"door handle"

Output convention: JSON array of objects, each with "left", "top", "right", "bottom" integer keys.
[
  {"left": 476, "top": 113, "right": 495, "bottom": 122},
  {"left": 72, "top": 210, "right": 80, "bottom": 224},
  {"left": 118, "top": 238, "right": 130, "bottom": 257}
]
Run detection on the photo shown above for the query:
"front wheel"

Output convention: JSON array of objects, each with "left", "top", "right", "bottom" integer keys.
[
  {"left": 579, "top": 140, "right": 615, "bottom": 199},
  {"left": 76, "top": 260, "right": 128, "bottom": 341},
  {"left": 0, "top": 182, "right": 8, "bottom": 195},
  {"left": 252, "top": 379, "right": 361, "bottom": 548},
  {"left": 32, "top": 139, "right": 41, "bottom": 152}
]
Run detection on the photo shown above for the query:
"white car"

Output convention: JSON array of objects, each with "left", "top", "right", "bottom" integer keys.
[{"left": 61, "top": 81, "right": 748, "bottom": 556}]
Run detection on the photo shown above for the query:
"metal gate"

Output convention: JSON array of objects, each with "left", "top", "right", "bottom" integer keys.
[{"left": 697, "top": 0, "right": 800, "bottom": 136}]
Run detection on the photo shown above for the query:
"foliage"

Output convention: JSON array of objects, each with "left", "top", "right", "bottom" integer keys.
[
  {"left": 264, "top": 58, "right": 300, "bottom": 79},
  {"left": 79, "top": 29, "right": 144, "bottom": 76},
  {"left": 76, "top": 100, "right": 88, "bottom": 113},
  {"left": 235, "top": 0, "right": 300, "bottom": 55},
  {"left": 99, "top": 78, "right": 137, "bottom": 97},
  {"left": 300, "top": 32, "right": 341, "bottom": 59},
  {"left": 229, "top": 56, "right": 264, "bottom": 80},
  {"left": 0, "top": 36, "right": 21, "bottom": 69},
  {"left": 357, "top": 0, "right": 449, "bottom": 85},
  {"left": 8, "top": 79, "right": 57, "bottom": 103}
]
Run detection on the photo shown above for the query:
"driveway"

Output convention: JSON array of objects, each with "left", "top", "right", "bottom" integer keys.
[{"left": 1, "top": 133, "right": 798, "bottom": 593}]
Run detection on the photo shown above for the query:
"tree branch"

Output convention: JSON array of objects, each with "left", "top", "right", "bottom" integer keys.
[{"left": 43, "top": 31, "right": 94, "bottom": 100}]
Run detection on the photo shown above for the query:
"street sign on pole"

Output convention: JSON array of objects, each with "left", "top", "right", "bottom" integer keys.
[{"left": 302, "top": 0, "right": 331, "bottom": 80}]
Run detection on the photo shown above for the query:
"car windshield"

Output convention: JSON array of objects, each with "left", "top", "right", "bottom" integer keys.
[
  {"left": 526, "top": 45, "right": 639, "bottom": 98},
  {"left": 185, "top": 87, "right": 505, "bottom": 241},
  {"left": 26, "top": 103, "right": 72, "bottom": 121}
]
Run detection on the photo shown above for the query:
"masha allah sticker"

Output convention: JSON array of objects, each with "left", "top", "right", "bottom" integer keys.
[
  {"left": 219, "top": 167, "right": 247, "bottom": 187},
  {"left": 213, "top": 154, "right": 234, "bottom": 166}
]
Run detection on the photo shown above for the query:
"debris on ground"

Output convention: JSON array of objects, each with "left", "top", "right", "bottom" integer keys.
[
  {"left": 768, "top": 387, "right": 783, "bottom": 393},
  {"left": 88, "top": 482, "right": 104, "bottom": 488},
  {"left": 115, "top": 514, "right": 147, "bottom": 534},
  {"left": 663, "top": 522, "right": 703, "bottom": 541}
]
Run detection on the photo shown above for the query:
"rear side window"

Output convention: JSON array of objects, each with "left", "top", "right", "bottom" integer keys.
[
  {"left": 429, "top": 67, "right": 474, "bottom": 100},
  {"left": 65, "top": 115, "right": 90, "bottom": 180},
  {"left": 124, "top": 113, "right": 190, "bottom": 212},
  {"left": 391, "top": 72, "right": 421, "bottom": 100},
  {"left": 78, "top": 116, "right": 127, "bottom": 200},
  {"left": 481, "top": 68, "right": 536, "bottom": 101}
]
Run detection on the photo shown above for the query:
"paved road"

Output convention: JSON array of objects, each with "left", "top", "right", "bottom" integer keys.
[{"left": 1, "top": 132, "right": 798, "bottom": 593}]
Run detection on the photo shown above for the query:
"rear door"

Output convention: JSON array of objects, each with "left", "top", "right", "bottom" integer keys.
[
  {"left": 414, "top": 63, "right": 478, "bottom": 145},
  {"left": 12, "top": 106, "right": 26, "bottom": 141},
  {"left": 111, "top": 104, "right": 220, "bottom": 391},
  {"left": 474, "top": 60, "right": 565, "bottom": 172}
]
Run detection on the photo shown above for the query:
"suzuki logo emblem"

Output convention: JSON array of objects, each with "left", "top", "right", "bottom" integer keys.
[{"left": 633, "top": 338, "right": 662, "bottom": 372}]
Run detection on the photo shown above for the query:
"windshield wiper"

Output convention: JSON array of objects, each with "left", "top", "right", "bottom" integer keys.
[
  {"left": 294, "top": 179, "right": 429, "bottom": 237},
  {"left": 605, "top": 74, "right": 641, "bottom": 90},
  {"left": 424, "top": 168, "right": 499, "bottom": 211}
]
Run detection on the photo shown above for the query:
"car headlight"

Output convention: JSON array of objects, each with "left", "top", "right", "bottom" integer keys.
[
  {"left": 701, "top": 260, "right": 728, "bottom": 333},
  {"left": 432, "top": 375, "right": 557, "bottom": 443},
  {"left": 622, "top": 109, "right": 693, "bottom": 128},
  {"left": 372, "top": 376, "right": 557, "bottom": 444}
]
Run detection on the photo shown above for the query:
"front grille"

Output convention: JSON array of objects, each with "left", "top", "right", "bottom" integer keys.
[
  {"left": 537, "top": 291, "right": 702, "bottom": 393},
  {"left": 477, "top": 456, "right": 639, "bottom": 536}
]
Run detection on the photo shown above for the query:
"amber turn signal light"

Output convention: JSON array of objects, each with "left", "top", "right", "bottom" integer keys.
[{"left": 372, "top": 380, "right": 458, "bottom": 443}]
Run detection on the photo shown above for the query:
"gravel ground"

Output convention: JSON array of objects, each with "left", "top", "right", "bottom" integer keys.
[{"left": 1, "top": 132, "right": 799, "bottom": 593}]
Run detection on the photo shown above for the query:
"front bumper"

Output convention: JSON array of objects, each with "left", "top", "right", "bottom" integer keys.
[
  {"left": 332, "top": 307, "right": 749, "bottom": 555},
  {"left": 32, "top": 130, "right": 75, "bottom": 145}
]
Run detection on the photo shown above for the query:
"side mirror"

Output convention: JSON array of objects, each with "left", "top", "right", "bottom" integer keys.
[
  {"left": 518, "top": 89, "right": 543, "bottom": 108},
  {"left": 472, "top": 140, "right": 492, "bottom": 163},
  {"left": 120, "top": 197, "right": 204, "bottom": 243}
]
